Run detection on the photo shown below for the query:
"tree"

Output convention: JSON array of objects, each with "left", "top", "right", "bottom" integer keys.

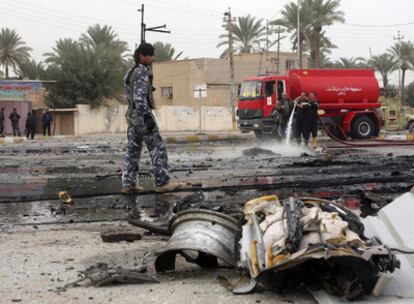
[
  {"left": 271, "top": 0, "right": 344, "bottom": 68},
  {"left": 404, "top": 81, "right": 414, "bottom": 106},
  {"left": 43, "top": 25, "right": 129, "bottom": 108},
  {"left": 307, "top": 0, "right": 344, "bottom": 68},
  {"left": 153, "top": 41, "right": 183, "bottom": 62},
  {"left": 333, "top": 57, "right": 366, "bottom": 68},
  {"left": 367, "top": 53, "right": 397, "bottom": 97},
  {"left": 0, "top": 28, "right": 32, "bottom": 78},
  {"left": 388, "top": 40, "right": 414, "bottom": 104},
  {"left": 271, "top": 1, "right": 312, "bottom": 64},
  {"left": 0, "top": 69, "right": 4, "bottom": 78},
  {"left": 217, "top": 15, "right": 266, "bottom": 58},
  {"left": 17, "top": 59, "right": 45, "bottom": 80}
]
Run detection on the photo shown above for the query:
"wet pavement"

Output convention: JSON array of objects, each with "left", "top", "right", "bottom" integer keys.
[{"left": 1, "top": 135, "right": 413, "bottom": 228}]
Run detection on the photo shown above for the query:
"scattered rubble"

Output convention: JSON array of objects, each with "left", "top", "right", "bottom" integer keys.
[
  {"left": 101, "top": 232, "right": 142, "bottom": 243},
  {"left": 243, "top": 147, "right": 278, "bottom": 157}
]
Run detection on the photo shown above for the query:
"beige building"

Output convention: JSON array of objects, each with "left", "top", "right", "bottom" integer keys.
[{"left": 152, "top": 51, "right": 305, "bottom": 131}]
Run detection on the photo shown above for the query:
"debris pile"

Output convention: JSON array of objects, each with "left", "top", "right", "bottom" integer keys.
[
  {"left": 150, "top": 194, "right": 404, "bottom": 301},
  {"left": 235, "top": 195, "right": 400, "bottom": 300}
]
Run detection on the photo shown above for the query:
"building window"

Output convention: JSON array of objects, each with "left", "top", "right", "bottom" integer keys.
[
  {"left": 161, "top": 87, "right": 173, "bottom": 98},
  {"left": 285, "top": 60, "right": 295, "bottom": 71}
]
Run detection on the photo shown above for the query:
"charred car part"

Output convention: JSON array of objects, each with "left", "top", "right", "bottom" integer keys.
[
  {"left": 235, "top": 196, "right": 400, "bottom": 300},
  {"left": 155, "top": 209, "right": 240, "bottom": 272}
]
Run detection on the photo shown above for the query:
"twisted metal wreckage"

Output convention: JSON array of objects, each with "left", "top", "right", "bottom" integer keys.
[{"left": 151, "top": 191, "right": 414, "bottom": 301}]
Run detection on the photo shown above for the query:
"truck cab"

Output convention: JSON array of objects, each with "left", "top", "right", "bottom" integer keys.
[{"left": 237, "top": 76, "right": 288, "bottom": 138}]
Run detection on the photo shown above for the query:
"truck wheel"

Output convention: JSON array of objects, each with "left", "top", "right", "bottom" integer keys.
[
  {"left": 351, "top": 116, "right": 374, "bottom": 139},
  {"left": 409, "top": 121, "right": 414, "bottom": 133}
]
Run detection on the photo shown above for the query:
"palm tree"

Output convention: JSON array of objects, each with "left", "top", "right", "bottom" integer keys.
[
  {"left": 271, "top": 1, "right": 312, "bottom": 63},
  {"left": 0, "top": 28, "right": 32, "bottom": 78},
  {"left": 44, "top": 38, "right": 80, "bottom": 66},
  {"left": 153, "top": 41, "right": 183, "bottom": 62},
  {"left": 334, "top": 57, "right": 366, "bottom": 68},
  {"left": 388, "top": 41, "right": 414, "bottom": 104},
  {"left": 271, "top": 0, "right": 344, "bottom": 68},
  {"left": 217, "top": 15, "right": 266, "bottom": 58},
  {"left": 367, "top": 53, "right": 397, "bottom": 97},
  {"left": 80, "top": 24, "right": 128, "bottom": 52},
  {"left": 307, "top": 0, "right": 344, "bottom": 68},
  {"left": 17, "top": 59, "right": 45, "bottom": 80}
]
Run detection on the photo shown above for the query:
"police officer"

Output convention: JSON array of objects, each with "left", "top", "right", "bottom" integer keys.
[
  {"left": 9, "top": 108, "right": 21, "bottom": 137},
  {"left": 122, "top": 43, "right": 183, "bottom": 193},
  {"left": 25, "top": 110, "right": 37, "bottom": 140},
  {"left": 0, "top": 108, "right": 5, "bottom": 137},
  {"left": 42, "top": 108, "right": 53, "bottom": 136}
]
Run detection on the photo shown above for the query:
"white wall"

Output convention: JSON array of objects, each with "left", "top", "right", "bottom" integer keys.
[
  {"left": 76, "top": 104, "right": 128, "bottom": 135},
  {"left": 75, "top": 104, "right": 233, "bottom": 135},
  {"left": 155, "top": 105, "right": 233, "bottom": 132}
]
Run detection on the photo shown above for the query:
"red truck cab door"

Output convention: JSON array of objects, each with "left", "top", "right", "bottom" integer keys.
[{"left": 263, "top": 80, "right": 276, "bottom": 117}]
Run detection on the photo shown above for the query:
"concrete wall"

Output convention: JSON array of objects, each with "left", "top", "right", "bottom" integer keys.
[
  {"left": 155, "top": 105, "right": 233, "bottom": 132},
  {"left": 75, "top": 104, "right": 128, "bottom": 135}
]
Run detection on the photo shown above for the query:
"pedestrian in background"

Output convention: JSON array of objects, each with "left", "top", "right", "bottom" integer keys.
[
  {"left": 9, "top": 108, "right": 21, "bottom": 137},
  {"left": 0, "top": 107, "right": 5, "bottom": 137},
  {"left": 25, "top": 110, "right": 36, "bottom": 140},
  {"left": 122, "top": 43, "right": 184, "bottom": 193},
  {"left": 42, "top": 108, "right": 53, "bottom": 136}
]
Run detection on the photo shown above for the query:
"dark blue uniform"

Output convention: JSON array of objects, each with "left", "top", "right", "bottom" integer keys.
[{"left": 122, "top": 64, "right": 170, "bottom": 188}]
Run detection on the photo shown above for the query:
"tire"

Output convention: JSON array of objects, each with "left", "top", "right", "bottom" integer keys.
[
  {"left": 408, "top": 121, "right": 414, "bottom": 134},
  {"left": 350, "top": 116, "right": 375, "bottom": 139}
]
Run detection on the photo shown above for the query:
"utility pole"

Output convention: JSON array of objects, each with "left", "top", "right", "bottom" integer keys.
[
  {"left": 393, "top": 30, "right": 404, "bottom": 101},
  {"left": 137, "top": 4, "right": 170, "bottom": 43},
  {"left": 276, "top": 26, "right": 284, "bottom": 74},
  {"left": 265, "top": 20, "right": 270, "bottom": 75},
  {"left": 224, "top": 8, "right": 237, "bottom": 130},
  {"left": 297, "top": 0, "right": 302, "bottom": 69}
]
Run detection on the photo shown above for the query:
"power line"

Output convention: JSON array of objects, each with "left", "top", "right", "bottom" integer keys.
[{"left": 343, "top": 22, "right": 414, "bottom": 28}]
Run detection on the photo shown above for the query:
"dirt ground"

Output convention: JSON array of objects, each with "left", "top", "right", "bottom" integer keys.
[{"left": 0, "top": 223, "right": 314, "bottom": 304}]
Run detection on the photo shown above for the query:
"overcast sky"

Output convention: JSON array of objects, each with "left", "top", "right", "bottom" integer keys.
[{"left": 1, "top": 0, "right": 414, "bottom": 84}]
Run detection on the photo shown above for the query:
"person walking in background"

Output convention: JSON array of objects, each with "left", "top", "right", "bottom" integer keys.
[
  {"left": 0, "top": 108, "right": 5, "bottom": 137},
  {"left": 25, "top": 110, "right": 36, "bottom": 140},
  {"left": 9, "top": 108, "right": 21, "bottom": 137},
  {"left": 42, "top": 108, "right": 53, "bottom": 136},
  {"left": 308, "top": 92, "right": 320, "bottom": 148}
]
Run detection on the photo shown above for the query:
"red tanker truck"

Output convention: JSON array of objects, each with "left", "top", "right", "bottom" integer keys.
[{"left": 237, "top": 69, "right": 383, "bottom": 139}]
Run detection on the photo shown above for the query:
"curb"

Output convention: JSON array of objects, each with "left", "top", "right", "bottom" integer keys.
[
  {"left": 0, "top": 135, "right": 71, "bottom": 144},
  {"left": 0, "top": 137, "right": 27, "bottom": 144},
  {"left": 164, "top": 133, "right": 255, "bottom": 144}
]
